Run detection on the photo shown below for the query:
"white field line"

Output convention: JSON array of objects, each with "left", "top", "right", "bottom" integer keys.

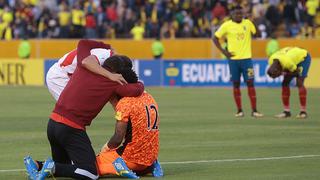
[
  {"left": 1, "top": 154, "right": 319, "bottom": 173},
  {"left": 162, "top": 154, "right": 320, "bottom": 165},
  {"left": 0, "top": 169, "right": 25, "bottom": 173}
]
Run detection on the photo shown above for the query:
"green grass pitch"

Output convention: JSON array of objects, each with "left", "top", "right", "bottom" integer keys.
[{"left": 0, "top": 86, "right": 319, "bottom": 180}]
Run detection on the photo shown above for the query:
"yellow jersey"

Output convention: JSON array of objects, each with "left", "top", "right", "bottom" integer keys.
[
  {"left": 59, "top": 12, "right": 71, "bottom": 26},
  {"left": 2, "top": 11, "right": 13, "bottom": 24},
  {"left": 72, "top": 9, "right": 84, "bottom": 26},
  {"left": 306, "top": 0, "right": 319, "bottom": 16},
  {"left": 268, "top": 47, "right": 308, "bottom": 72},
  {"left": 131, "top": 26, "right": 145, "bottom": 40},
  {"left": 215, "top": 19, "right": 256, "bottom": 60}
]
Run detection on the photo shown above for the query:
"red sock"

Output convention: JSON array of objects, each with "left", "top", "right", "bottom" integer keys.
[
  {"left": 233, "top": 87, "right": 242, "bottom": 111},
  {"left": 248, "top": 86, "right": 257, "bottom": 111},
  {"left": 298, "top": 86, "right": 307, "bottom": 111},
  {"left": 282, "top": 86, "right": 290, "bottom": 111}
]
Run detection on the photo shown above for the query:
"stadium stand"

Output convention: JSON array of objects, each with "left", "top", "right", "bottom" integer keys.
[{"left": 0, "top": 0, "right": 319, "bottom": 40}]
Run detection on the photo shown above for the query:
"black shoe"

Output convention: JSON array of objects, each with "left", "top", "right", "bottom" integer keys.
[
  {"left": 296, "top": 111, "right": 307, "bottom": 119},
  {"left": 252, "top": 110, "right": 264, "bottom": 118},
  {"left": 275, "top": 111, "right": 291, "bottom": 118},
  {"left": 235, "top": 110, "right": 244, "bottom": 117}
]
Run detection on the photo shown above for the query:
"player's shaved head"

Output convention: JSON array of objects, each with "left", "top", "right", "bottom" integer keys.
[
  {"left": 267, "top": 59, "right": 282, "bottom": 78},
  {"left": 231, "top": 5, "right": 243, "bottom": 23}
]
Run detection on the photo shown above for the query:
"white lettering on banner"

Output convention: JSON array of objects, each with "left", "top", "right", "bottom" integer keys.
[
  {"left": 182, "top": 63, "right": 230, "bottom": 83},
  {"left": 254, "top": 64, "right": 265, "bottom": 82},
  {"left": 182, "top": 63, "right": 283, "bottom": 84},
  {"left": 214, "top": 64, "right": 222, "bottom": 82},
  {"left": 207, "top": 65, "right": 214, "bottom": 82},
  {"left": 190, "top": 64, "right": 198, "bottom": 82},
  {"left": 254, "top": 64, "right": 283, "bottom": 83},
  {"left": 182, "top": 64, "right": 190, "bottom": 82},
  {"left": 144, "top": 69, "right": 152, "bottom": 76},
  {"left": 198, "top": 64, "right": 206, "bottom": 83},
  {"left": 215, "top": 64, "right": 230, "bottom": 82}
]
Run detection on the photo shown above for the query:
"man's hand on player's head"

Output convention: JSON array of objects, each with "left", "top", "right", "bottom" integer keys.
[{"left": 109, "top": 73, "right": 128, "bottom": 85}]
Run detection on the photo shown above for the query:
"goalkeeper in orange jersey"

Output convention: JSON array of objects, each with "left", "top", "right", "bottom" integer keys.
[
  {"left": 267, "top": 47, "right": 311, "bottom": 119},
  {"left": 96, "top": 69, "right": 163, "bottom": 179}
]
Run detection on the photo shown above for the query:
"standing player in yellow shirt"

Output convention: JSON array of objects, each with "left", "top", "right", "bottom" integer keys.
[
  {"left": 213, "top": 6, "right": 263, "bottom": 118},
  {"left": 130, "top": 21, "right": 145, "bottom": 40},
  {"left": 267, "top": 47, "right": 311, "bottom": 119}
]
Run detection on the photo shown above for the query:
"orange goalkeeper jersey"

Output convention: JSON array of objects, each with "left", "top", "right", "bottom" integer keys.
[{"left": 115, "top": 91, "right": 159, "bottom": 166}]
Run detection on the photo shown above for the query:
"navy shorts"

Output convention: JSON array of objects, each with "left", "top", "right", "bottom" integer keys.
[
  {"left": 228, "top": 59, "right": 254, "bottom": 82},
  {"left": 297, "top": 54, "right": 311, "bottom": 77}
]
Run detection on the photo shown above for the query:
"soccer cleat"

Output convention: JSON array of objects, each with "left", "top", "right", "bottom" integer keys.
[
  {"left": 24, "top": 156, "right": 38, "bottom": 180},
  {"left": 252, "top": 111, "right": 264, "bottom": 118},
  {"left": 112, "top": 157, "right": 139, "bottom": 179},
  {"left": 275, "top": 111, "right": 291, "bottom": 118},
  {"left": 296, "top": 111, "right": 308, "bottom": 119},
  {"left": 151, "top": 159, "right": 164, "bottom": 177},
  {"left": 235, "top": 111, "right": 244, "bottom": 117},
  {"left": 37, "top": 158, "right": 55, "bottom": 180}
]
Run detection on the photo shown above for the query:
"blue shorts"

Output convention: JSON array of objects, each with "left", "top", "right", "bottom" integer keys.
[
  {"left": 228, "top": 59, "right": 254, "bottom": 82},
  {"left": 297, "top": 54, "right": 311, "bottom": 77}
]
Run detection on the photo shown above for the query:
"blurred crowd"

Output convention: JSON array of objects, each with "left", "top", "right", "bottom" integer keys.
[{"left": 0, "top": 0, "right": 319, "bottom": 40}]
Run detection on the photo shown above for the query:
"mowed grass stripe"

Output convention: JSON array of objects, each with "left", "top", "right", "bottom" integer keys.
[{"left": 1, "top": 154, "right": 320, "bottom": 173}]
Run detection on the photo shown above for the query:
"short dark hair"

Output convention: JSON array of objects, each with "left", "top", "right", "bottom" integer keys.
[
  {"left": 102, "top": 55, "right": 133, "bottom": 73},
  {"left": 120, "top": 68, "right": 138, "bottom": 83},
  {"left": 118, "top": 55, "right": 133, "bottom": 69},
  {"left": 102, "top": 55, "right": 138, "bottom": 83},
  {"left": 231, "top": 5, "right": 242, "bottom": 12}
]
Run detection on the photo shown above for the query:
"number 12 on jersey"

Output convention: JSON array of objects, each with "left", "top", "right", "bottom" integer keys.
[{"left": 145, "top": 105, "right": 159, "bottom": 131}]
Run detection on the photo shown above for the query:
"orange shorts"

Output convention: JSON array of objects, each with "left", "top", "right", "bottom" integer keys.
[{"left": 96, "top": 150, "right": 149, "bottom": 176}]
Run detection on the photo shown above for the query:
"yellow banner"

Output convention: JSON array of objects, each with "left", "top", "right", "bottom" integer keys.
[{"left": 0, "top": 59, "right": 44, "bottom": 86}]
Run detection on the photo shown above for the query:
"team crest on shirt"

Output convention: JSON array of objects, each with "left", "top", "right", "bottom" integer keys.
[
  {"left": 115, "top": 111, "right": 122, "bottom": 120},
  {"left": 243, "top": 26, "right": 246, "bottom": 31}
]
